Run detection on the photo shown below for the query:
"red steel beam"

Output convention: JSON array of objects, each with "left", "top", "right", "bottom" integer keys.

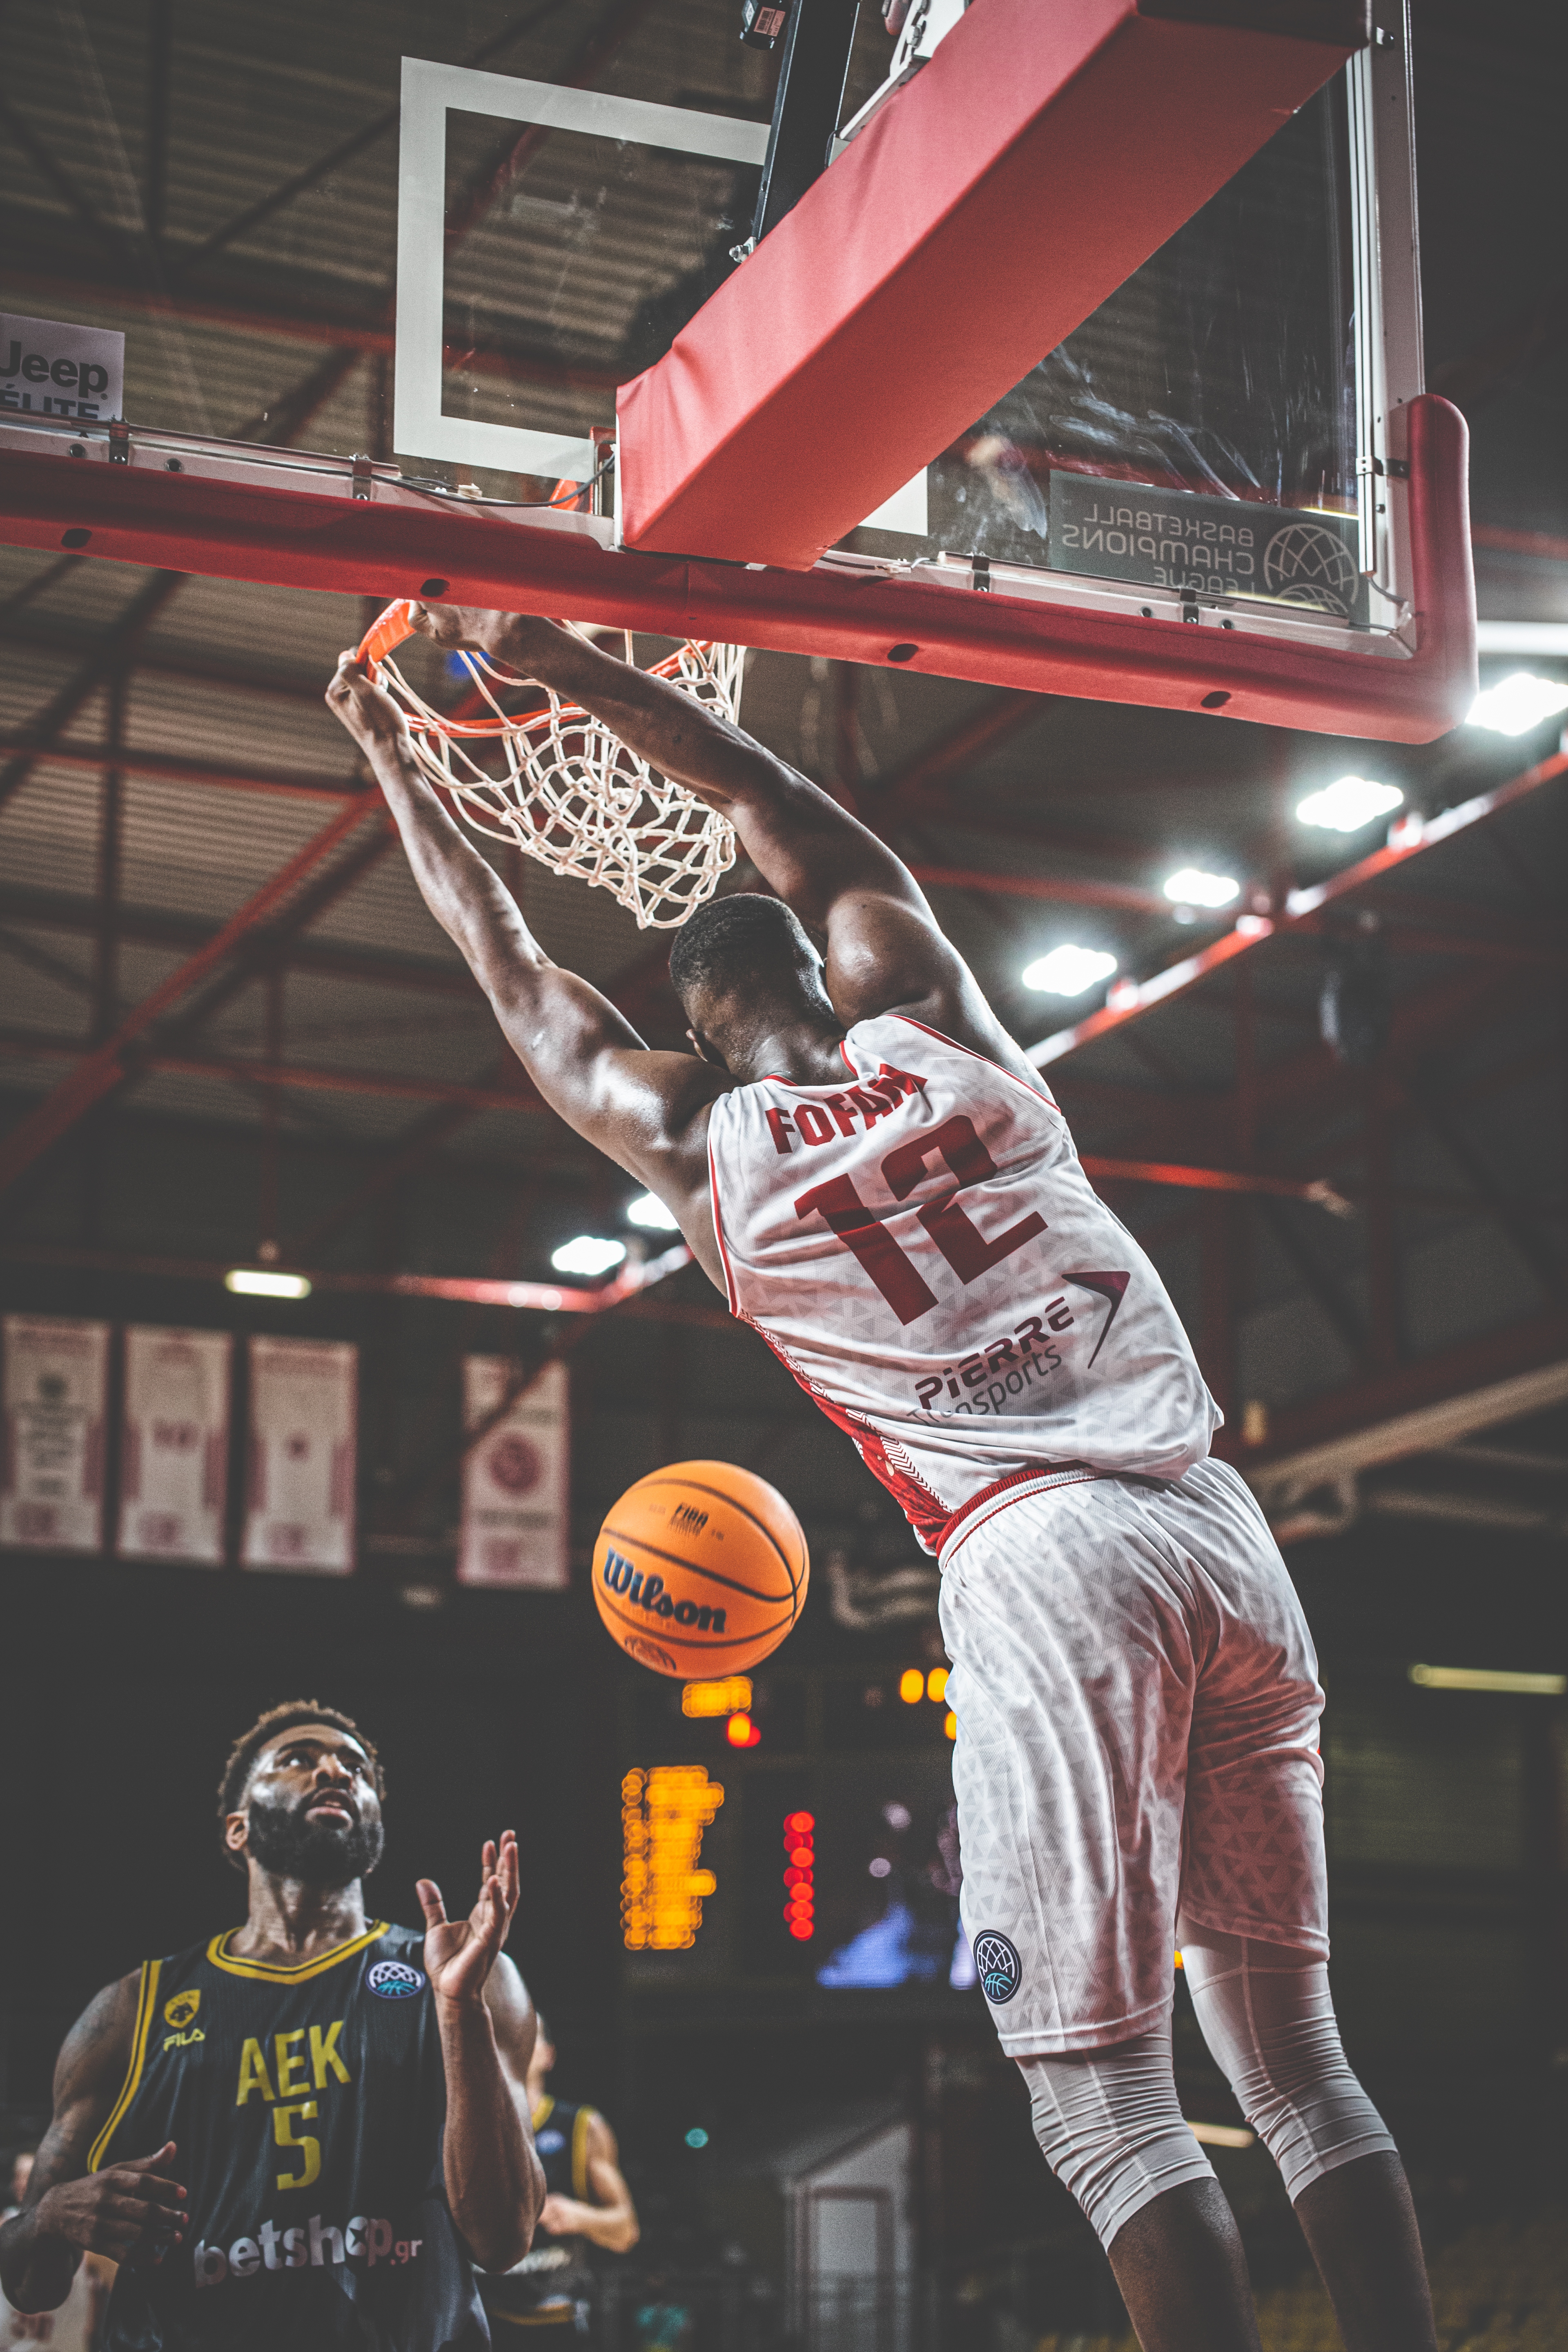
[
  {"left": 1240, "top": 1307, "right": 1568, "bottom": 1470},
  {"left": 0, "top": 797, "right": 386, "bottom": 1200},
  {"left": 1029, "top": 748, "right": 1568, "bottom": 1067},
  {"left": 0, "top": 1027, "right": 1350, "bottom": 1205},
  {"left": 617, "top": 0, "right": 1363, "bottom": 569},
  {"left": 0, "top": 1031, "right": 545, "bottom": 1113},
  {"left": 0, "top": 394, "right": 1478, "bottom": 742},
  {"left": 0, "top": 737, "right": 366, "bottom": 805},
  {"left": 0, "top": 1241, "right": 716, "bottom": 1321}
]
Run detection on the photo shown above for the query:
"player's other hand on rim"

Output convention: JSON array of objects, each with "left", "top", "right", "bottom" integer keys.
[{"left": 409, "top": 604, "right": 568, "bottom": 675}]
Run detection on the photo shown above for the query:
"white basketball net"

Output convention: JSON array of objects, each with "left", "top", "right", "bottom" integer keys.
[{"left": 374, "top": 628, "right": 742, "bottom": 931}]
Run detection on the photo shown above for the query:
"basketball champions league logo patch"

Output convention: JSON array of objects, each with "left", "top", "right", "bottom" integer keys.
[
  {"left": 973, "top": 1931, "right": 1022, "bottom": 2004},
  {"left": 367, "top": 1958, "right": 425, "bottom": 2000}
]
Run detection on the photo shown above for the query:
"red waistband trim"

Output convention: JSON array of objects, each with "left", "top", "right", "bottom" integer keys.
[{"left": 937, "top": 1460, "right": 1098, "bottom": 1562}]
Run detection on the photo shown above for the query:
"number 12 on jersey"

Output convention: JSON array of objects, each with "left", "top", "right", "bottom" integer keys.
[{"left": 795, "top": 1114, "right": 1046, "bottom": 1326}]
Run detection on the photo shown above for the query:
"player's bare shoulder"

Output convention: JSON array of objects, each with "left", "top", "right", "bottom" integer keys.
[{"left": 825, "top": 891, "right": 1050, "bottom": 1098}]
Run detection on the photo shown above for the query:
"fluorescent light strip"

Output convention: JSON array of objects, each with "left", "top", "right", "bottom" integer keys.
[{"left": 1409, "top": 1663, "right": 1566, "bottom": 1697}]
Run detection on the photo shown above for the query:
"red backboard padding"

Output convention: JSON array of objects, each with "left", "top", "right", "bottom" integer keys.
[
  {"left": 616, "top": 0, "right": 1362, "bottom": 570},
  {"left": 0, "top": 396, "right": 1474, "bottom": 742}
]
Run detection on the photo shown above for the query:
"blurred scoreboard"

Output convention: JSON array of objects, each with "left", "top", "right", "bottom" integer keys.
[{"left": 619, "top": 1662, "right": 976, "bottom": 2001}]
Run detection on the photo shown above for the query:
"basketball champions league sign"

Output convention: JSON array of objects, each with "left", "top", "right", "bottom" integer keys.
[{"left": 1048, "top": 474, "right": 1368, "bottom": 626}]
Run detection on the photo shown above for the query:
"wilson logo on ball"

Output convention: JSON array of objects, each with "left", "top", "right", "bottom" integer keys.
[
  {"left": 592, "top": 1460, "right": 809, "bottom": 1679},
  {"left": 601, "top": 1548, "right": 727, "bottom": 1633}
]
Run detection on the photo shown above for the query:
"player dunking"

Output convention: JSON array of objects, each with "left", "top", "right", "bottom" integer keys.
[{"left": 327, "top": 613, "right": 1437, "bottom": 2352}]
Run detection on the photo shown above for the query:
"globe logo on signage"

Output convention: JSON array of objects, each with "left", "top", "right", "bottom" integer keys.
[
  {"left": 973, "top": 1930, "right": 1022, "bottom": 2004},
  {"left": 1262, "top": 520, "right": 1359, "bottom": 618}
]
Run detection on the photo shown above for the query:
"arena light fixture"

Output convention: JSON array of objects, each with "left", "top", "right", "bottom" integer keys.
[
  {"left": 1466, "top": 672, "right": 1568, "bottom": 737},
  {"left": 225, "top": 1267, "right": 312, "bottom": 1298},
  {"left": 726, "top": 1711, "right": 762, "bottom": 1747},
  {"left": 1021, "top": 944, "right": 1118, "bottom": 996},
  {"left": 927, "top": 1666, "right": 949, "bottom": 1702},
  {"left": 869, "top": 1855, "right": 893, "bottom": 1878},
  {"left": 1163, "top": 867, "right": 1238, "bottom": 909},
  {"left": 1296, "top": 775, "right": 1405, "bottom": 832},
  {"left": 1409, "top": 1662, "right": 1566, "bottom": 1696},
  {"left": 899, "top": 1668, "right": 925, "bottom": 1703},
  {"left": 627, "top": 1190, "right": 680, "bottom": 1231},
  {"left": 551, "top": 1235, "right": 627, "bottom": 1276}
]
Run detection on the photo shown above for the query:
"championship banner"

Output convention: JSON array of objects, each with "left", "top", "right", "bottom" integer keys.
[
  {"left": 242, "top": 1336, "right": 357, "bottom": 1575},
  {"left": 458, "top": 1356, "right": 570, "bottom": 1589},
  {"left": 0, "top": 1314, "right": 110, "bottom": 1554},
  {"left": 118, "top": 1326, "right": 234, "bottom": 1565}
]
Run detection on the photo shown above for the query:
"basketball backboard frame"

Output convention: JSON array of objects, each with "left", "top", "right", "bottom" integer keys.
[{"left": 0, "top": 3, "right": 1473, "bottom": 744}]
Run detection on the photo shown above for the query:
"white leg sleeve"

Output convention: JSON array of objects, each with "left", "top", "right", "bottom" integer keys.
[
  {"left": 1178, "top": 1920, "right": 1397, "bottom": 2202},
  {"left": 1017, "top": 2013, "right": 1217, "bottom": 2254}
]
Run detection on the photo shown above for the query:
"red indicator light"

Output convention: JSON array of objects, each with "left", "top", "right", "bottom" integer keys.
[
  {"left": 727, "top": 1713, "right": 761, "bottom": 1748},
  {"left": 783, "top": 1809, "right": 815, "bottom": 1942}
]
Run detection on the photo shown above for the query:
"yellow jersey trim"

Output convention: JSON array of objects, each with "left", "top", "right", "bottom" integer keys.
[
  {"left": 89, "top": 1958, "right": 161, "bottom": 2173},
  {"left": 488, "top": 2312, "right": 576, "bottom": 2326},
  {"left": 206, "top": 1922, "right": 389, "bottom": 1982},
  {"left": 572, "top": 2105, "right": 595, "bottom": 2202},
  {"left": 531, "top": 2093, "right": 555, "bottom": 2131}
]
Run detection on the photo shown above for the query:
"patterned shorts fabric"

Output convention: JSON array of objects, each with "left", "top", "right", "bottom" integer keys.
[{"left": 940, "top": 1454, "right": 1328, "bottom": 2055}]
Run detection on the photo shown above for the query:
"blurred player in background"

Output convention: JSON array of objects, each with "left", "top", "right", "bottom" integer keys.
[{"left": 480, "top": 2013, "right": 638, "bottom": 2333}]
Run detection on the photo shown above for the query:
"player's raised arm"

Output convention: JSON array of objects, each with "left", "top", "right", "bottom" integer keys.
[
  {"left": 325, "top": 653, "right": 730, "bottom": 1272},
  {"left": 404, "top": 610, "right": 1034, "bottom": 1080}
]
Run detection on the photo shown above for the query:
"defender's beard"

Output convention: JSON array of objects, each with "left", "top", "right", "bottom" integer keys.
[{"left": 245, "top": 1794, "right": 384, "bottom": 1888}]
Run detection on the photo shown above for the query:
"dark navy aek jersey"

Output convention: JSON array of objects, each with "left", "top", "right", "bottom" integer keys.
[{"left": 91, "top": 1920, "right": 488, "bottom": 2350}]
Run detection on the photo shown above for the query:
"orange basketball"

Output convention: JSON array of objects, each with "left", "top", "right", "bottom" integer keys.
[{"left": 592, "top": 1460, "right": 808, "bottom": 1677}]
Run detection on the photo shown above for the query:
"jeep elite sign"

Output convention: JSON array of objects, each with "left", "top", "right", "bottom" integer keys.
[
  {"left": 1047, "top": 472, "right": 1368, "bottom": 626},
  {"left": 2, "top": 312, "right": 125, "bottom": 421}
]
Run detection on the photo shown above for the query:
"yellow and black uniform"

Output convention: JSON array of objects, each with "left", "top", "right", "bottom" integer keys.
[
  {"left": 479, "top": 2097, "right": 595, "bottom": 2331},
  {"left": 90, "top": 1922, "right": 488, "bottom": 2351}
]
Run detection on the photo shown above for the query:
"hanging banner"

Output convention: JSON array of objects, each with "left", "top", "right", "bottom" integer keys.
[
  {"left": 242, "top": 1336, "right": 357, "bottom": 1575},
  {"left": 118, "top": 1326, "right": 233, "bottom": 1565},
  {"left": 0, "top": 1315, "right": 110, "bottom": 1554},
  {"left": 458, "top": 1356, "right": 570, "bottom": 1589}
]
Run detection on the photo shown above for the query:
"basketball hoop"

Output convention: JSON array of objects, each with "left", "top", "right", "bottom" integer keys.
[{"left": 355, "top": 601, "right": 741, "bottom": 930}]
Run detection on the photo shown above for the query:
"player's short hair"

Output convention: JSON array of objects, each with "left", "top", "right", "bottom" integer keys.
[
  {"left": 217, "top": 1700, "right": 385, "bottom": 1849},
  {"left": 668, "top": 892, "right": 820, "bottom": 1007}
]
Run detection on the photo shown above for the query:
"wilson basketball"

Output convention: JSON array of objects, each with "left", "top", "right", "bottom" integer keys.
[{"left": 592, "top": 1460, "right": 808, "bottom": 1677}]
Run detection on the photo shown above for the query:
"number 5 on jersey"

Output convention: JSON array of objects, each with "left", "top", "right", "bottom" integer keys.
[{"left": 795, "top": 1114, "right": 1046, "bottom": 1327}]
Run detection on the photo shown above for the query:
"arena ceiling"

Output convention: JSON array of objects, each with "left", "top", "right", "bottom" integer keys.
[{"left": 1, "top": 0, "right": 1564, "bottom": 1530}]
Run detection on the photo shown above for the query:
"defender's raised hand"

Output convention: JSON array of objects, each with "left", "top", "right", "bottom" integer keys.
[{"left": 416, "top": 1831, "right": 520, "bottom": 2008}]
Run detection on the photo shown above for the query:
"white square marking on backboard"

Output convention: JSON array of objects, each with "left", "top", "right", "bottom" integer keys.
[
  {"left": 395, "top": 58, "right": 770, "bottom": 480},
  {"left": 860, "top": 472, "right": 929, "bottom": 535}
]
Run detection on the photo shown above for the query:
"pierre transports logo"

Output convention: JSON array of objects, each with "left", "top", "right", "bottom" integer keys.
[
  {"left": 366, "top": 1959, "right": 424, "bottom": 2000},
  {"left": 973, "top": 1931, "right": 1022, "bottom": 2005}
]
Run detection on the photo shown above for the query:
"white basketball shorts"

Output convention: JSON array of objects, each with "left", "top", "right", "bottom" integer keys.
[{"left": 940, "top": 1454, "right": 1327, "bottom": 2055}]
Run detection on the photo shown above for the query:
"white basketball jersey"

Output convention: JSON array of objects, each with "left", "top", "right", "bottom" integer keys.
[{"left": 707, "top": 1015, "right": 1220, "bottom": 1553}]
